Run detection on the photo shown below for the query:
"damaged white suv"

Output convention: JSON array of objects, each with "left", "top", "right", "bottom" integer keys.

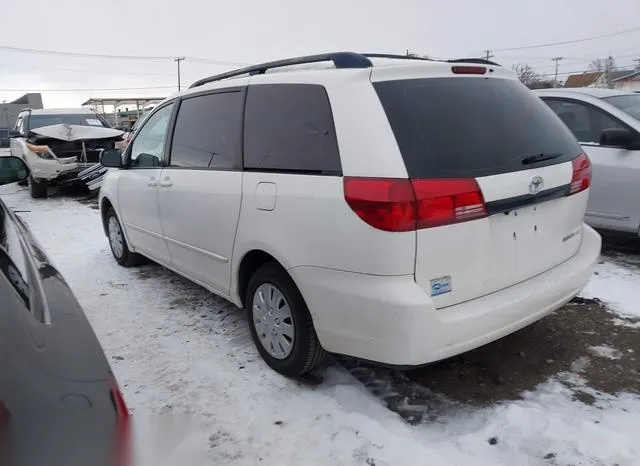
[{"left": 9, "top": 108, "right": 124, "bottom": 198}]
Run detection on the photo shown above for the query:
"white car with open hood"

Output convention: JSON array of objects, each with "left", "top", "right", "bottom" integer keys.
[
  {"left": 98, "top": 52, "right": 602, "bottom": 377},
  {"left": 9, "top": 108, "right": 124, "bottom": 198}
]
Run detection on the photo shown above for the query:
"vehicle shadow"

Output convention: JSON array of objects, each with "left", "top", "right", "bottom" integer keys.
[
  {"left": 598, "top": 229, "right": 640, "bottom": 269},
  {"left": 338, "top": 298, "right": 640, "bottom": 424}
]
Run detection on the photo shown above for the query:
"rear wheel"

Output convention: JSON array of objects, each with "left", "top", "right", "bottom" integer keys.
[
  {"left": 28, "top": 176, "right": 48, "bottom": 198},
  {"left": 246, "top": 263, "right": 326, "bottom": 377},
  {"left": 106, "top": 207, "right": 142, "bottom": 267}
]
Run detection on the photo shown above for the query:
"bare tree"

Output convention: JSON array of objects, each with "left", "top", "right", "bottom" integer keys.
[
  {"left": 513, "top": 63, "right": 539, "bottom": 86},
  {"left": 589, "top": 55, "right": 617, "bottom": 73}
]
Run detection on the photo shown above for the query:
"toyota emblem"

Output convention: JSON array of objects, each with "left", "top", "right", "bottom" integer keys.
[{"left": 529, "top": 175, "right": 544, "bottom": 194}]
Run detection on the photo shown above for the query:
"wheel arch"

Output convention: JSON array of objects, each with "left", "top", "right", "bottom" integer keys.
[
  {"left": 234, "top": 248, "right": 296, "bottom": 309},
  {"left": 100, "top": 196, "right": 114, "bottom": 236}
]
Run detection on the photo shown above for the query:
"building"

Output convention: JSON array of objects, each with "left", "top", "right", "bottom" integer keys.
[
  {"left": 0, "top": 93, "right": 43, "bottom": 130},
  {"left": 82, "top": 97, "right": 165, "bottom": 129},
  {"left": 564, "top": 68, "right": 640, "bottom": 91}
]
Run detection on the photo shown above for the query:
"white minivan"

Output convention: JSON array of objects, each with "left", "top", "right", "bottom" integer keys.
[{"left": 99, "top": 53, "right": 601, "bottom": 376}]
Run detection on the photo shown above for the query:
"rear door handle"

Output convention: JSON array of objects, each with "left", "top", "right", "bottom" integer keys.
[
  {"left": 159, "top": 177, "right": 173, "bottom": 187},
  {"left": 147, "top": 177, "right": 158, "bottom": 187}
]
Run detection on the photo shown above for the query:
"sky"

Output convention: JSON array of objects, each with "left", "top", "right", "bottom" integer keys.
[{"left": 1, "top": 0, "right": 639, "bottom": 108}]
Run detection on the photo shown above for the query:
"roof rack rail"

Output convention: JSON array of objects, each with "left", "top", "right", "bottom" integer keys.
[
  {"left": 189, "top": 52, "right": 373, "bottom": 89},
  {"left": 447, "top": 58, "right": 501, "bottom": 66},
  {"left": 361, "top": 53, "right": 434, "bottom": 62}
]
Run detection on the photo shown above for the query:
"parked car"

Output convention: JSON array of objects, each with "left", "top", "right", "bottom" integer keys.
[
  {"left": 0, "top": 156, "right": 129, "bottom": 465},
  {"left": 99, "top": 52, "right": 601, "bottom": 377},
  {"left": 535, "top": 88, "right": 640, "bottom": 236},
  {"left": 9, "top": 108, "right": 124, "bottom": 198}
]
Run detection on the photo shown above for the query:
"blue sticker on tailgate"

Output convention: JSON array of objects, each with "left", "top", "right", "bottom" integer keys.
[{"left": 431, "top": 276, "right": 452, "bottom": 296}]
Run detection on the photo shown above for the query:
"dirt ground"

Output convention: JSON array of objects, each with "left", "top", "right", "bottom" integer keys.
[{"left": 341, "top": 234, "right": 640, "bottom": 424}]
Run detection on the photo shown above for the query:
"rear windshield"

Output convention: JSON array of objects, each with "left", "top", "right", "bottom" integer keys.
[
  {"left": 29, "top": 114, "right": 109, "bottom": 130},
  {"left": 602, "top": 95, "right": 640, "bottom": 121},
  {"left": 374, "top": 77, "right": 582, "bottom": 178}
]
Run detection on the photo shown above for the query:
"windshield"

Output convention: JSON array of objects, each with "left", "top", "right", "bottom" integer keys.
[
  {"left": 602, "top": 95, "right": 640, "bottom": 121},
  {"left": 374, "top": 77, "right": 582, "bottom": 178},
  {"left": 28, "top": 114, "right": 109, "bottom": 130}
]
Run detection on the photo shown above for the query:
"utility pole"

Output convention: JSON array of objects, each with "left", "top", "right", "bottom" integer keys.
[
  {"left": 483, "top": 50, "right": 494, "bottom": 61},
  {"left": 174, "top": 57, "right": 185, "bottom": 91},
  {"left": 552, "top": 57, "right": 563, "bottom": 87}
]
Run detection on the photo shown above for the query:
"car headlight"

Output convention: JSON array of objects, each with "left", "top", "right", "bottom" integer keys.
[{"left": 26, "top": 143, "right": 55, "bottom": 160}]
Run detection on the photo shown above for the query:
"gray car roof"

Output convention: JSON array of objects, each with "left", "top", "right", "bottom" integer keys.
[{"left": 533, "top": 88, "right": 636, "bottom": 99}]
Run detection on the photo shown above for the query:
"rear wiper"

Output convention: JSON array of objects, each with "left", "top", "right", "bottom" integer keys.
[{"left": 521, "top": 152, "right": 563, "bottom": 165}]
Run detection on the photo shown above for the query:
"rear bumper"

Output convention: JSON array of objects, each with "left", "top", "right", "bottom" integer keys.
[{"left": 291, "top": 224, "right": 601, "bottom": 366}]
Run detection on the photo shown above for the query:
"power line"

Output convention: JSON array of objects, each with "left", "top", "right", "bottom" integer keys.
[
  {"left": 490, "top": 26, "right": 640, "bottom": 52},
  {"left": 0, "top": 44, "right": 247, "bottom": 67},
  {"left": 0, "top": 63, "right": 174, "bottom": 77},
  {"left": 0, "top": 85, "right": 175, "bottom": 92}
]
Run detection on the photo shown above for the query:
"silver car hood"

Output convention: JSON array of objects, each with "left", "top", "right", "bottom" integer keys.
[{"left": 30, "top": 124, "right": 123, "bottom": 141}]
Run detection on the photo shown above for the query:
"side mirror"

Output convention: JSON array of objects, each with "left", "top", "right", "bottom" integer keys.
[
  {"left": 599, "top": 128, "right": 639, "bottom": 149},
  {"left": 100, "top": 149, "right": 124, "bottom": 168},
  {"left": 8, "top": 130, "right": 22, "bottom": 138},
  {"left": 0, "top": 156, "right": 29, "bottom": 186}
]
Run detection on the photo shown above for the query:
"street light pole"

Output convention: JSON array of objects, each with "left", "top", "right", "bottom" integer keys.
[
  {"left": 175, "top": 57, "right": 185, "bottom": 91},
  {"left": 552, "top": 57, "right": 563, "bottom": 87}
]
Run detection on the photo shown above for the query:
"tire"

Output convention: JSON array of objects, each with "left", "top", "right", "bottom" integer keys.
[
  {"left": 246, "top": 263, "right": 326, "bottom": 377},
  {"left": 106, "top": 207, "right": 142, "bottom": 267},
  {"left": 17, "top": 179, "right": 28, "bottom": 186},
  {"left": 28, "top": 176, "right": 48, "bottom": 198}
]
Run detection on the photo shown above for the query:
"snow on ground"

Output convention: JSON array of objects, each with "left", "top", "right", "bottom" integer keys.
[
  {"left": 2, "top": 183, "right": 640, "bottom": 466},
  {"left": 581, "top": 261, "right": 640, "bottom": 319},
  {"left": 588, "top": 345, "right": 622, "bottom": 360}
]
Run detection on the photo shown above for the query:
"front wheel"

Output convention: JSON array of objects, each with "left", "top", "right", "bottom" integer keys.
[
  {"left": 246, "top": 263, "right": 326, "bottom": 377},
  {"left": 106, "top": 208, "right": 142, "bottom": 267},
  {"left": 28, "top": 176, "right": 48, "bottom": 198}
]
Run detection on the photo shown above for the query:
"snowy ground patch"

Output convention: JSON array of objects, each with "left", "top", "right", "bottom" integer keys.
[
  {"left": 588, "top": 345, "right": 622, "bottom": 360},
  {"left": 2, "top": 184, "right": 639, "bottom": 466},
  {"left": 581, "top": 261, "right": 640, "bottom": 320}
]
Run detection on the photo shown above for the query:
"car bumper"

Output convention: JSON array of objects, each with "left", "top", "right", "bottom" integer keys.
[
  {"left": 290, "top": 224, "right": 602, "bottom": 366},
  {"left": 25, "top": 152, "right": 94, "bottom": 182}
]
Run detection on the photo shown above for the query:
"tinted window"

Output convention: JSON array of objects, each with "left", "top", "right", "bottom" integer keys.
[
  {"left": 0, "top": 206, "right": 30, "bottom": 308},
  {"left": 28, "top": 114, "right": 108, "bottom": 130},
  {"left": 170, "top": 92, "right": 242, "bottom": 169},
  {"left": 602, "top": 95, "right": 640, "bottom": 121},
  {"left": 129, "top": 103, "right": 175, "bottom": 168},
  {"left": 244, "top": 84, "right": 341, "bottom": 174},
  {"left": 544, "top": 99, "right": 625, "bottom": 144},
  {"left": 374, "top": 78, "right": 582, "bottom": 178}
]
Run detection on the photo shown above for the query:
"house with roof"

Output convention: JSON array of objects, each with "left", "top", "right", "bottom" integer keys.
[{"left": 564, "top": 68, "right": 640, "bottom": 91}]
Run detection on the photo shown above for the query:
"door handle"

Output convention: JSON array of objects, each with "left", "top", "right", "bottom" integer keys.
[
  {"left": 147, "top": 177, "right": 158, "bottom": 187},
  {"left": 159, "top": 177, "right": 173, "bottom": 188}
]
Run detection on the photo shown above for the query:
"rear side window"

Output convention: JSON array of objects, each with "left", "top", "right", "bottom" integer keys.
[
  {"left": 243, "top": 84, "right": 341, "bottom": 174},
  {"left": 170, "top": 91, "right": 242, "bottom": 169},
  {"left": 374, "top": 78, "right": 582, "bottom": 178}
]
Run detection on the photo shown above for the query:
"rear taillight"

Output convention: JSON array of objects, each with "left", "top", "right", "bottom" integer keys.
[
  {"left": 109, "top": 375, "right": 130, "bottom": 466},
  {"left": 412, "top": 179, "right": 487, "bottom": 229},
  {"left": 570, "top": 153, "right": 591, "bottom": 195},
  {"left": 344, "top": 177, "right": 487, "bottom": 231}
]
